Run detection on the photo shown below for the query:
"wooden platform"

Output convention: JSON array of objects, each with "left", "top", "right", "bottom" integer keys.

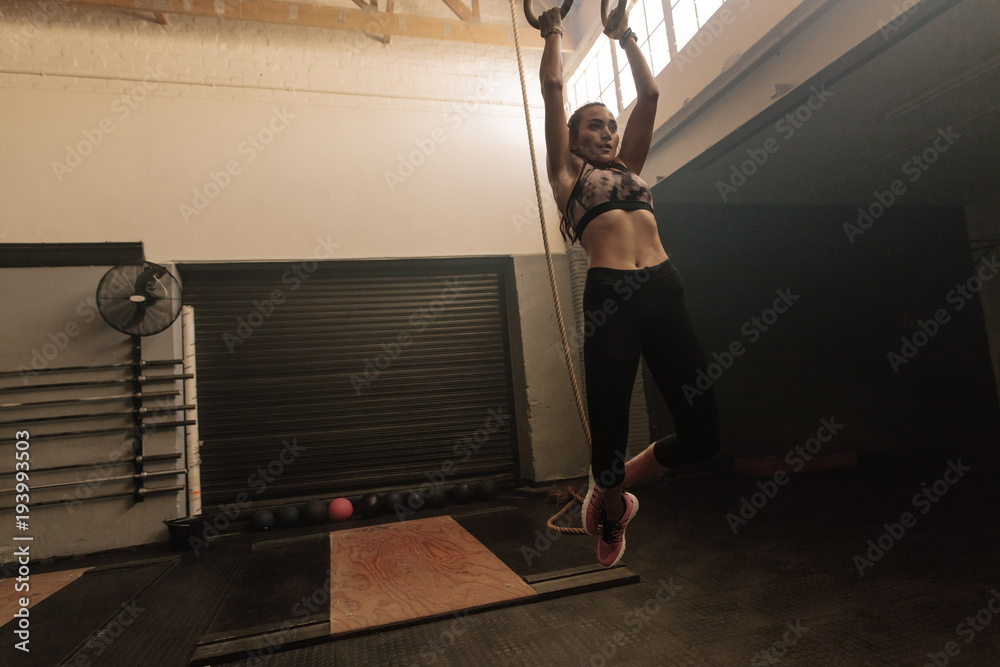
[
  {"left": 0, "top": 567, "right": 90, "bottom": 626},
  {"left": 328, "top": 515, "right": 536, "bottom": 633}
]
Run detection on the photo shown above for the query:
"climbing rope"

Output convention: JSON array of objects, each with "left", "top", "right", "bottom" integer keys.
[
  {"left": 507, "top": 0, "right": 591, "bottom": 447},
  {"left": 508, "top": 0, "right": 590, "bottom": 535},
  {"left": 545, "top": 484, "right": 588, "bottom": 534}
]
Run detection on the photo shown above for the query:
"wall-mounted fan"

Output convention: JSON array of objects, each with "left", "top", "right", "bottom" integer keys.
[
  {"left": 97, "top": 262, "right": 182, "bottom": 336},
  {"left": 94, "top": 262, "right": 189, "bottom": 506}
]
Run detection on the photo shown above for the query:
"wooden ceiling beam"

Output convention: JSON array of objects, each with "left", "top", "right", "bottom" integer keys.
[
  {"left": 67, "top": 0, "right": 559, "bottom": 49},
  {"left": 440, "top": 0, "right": 472, "bottom": 22}
]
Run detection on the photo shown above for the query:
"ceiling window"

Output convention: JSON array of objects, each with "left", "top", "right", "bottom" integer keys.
[
  {"left": 672, "top": 0, "right": 725, "bottom": 51},
  {"left": 567, "top": 0, "right": 727, "bottom": 116}
]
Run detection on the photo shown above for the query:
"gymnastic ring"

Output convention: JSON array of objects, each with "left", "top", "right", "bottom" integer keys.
[
  {"left": 600, "top": 0, "right": 627, "bottom": 33},
  {"left": 524, "top": 0, "right": 575, "bottom": 30}
]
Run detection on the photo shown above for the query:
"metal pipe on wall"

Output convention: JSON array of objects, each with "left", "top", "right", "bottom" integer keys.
[
  {"left": 0, "top": 359, "right": 179, "bottom": 378},
  {"left": 0, "top": 452, "right": 180, "bottom": 476},
  {"left": 0, "top": 390, "right": 181, "bottom": 410},
  {"left": 182, "top": 305, "right": 203, "bottom": 517},
  {"left": 12, "top": 485, "right": 186, "bottom": 509},
  {"left": 0, "top": 374, "right": 193, "bottom": 392},
  {"left": 25, "top": 420, "right": 196, "bottom": 441},
  {"left": 0, "top": 468, "right": 183, "bottom": 494},
  {"left": 0, "top": 404, "right": 194, "bottom": 426}
]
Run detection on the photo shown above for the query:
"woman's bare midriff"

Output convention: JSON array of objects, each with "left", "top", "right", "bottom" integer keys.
[{"left": 580, "top": 209, "right": 669, "bottom": 270}]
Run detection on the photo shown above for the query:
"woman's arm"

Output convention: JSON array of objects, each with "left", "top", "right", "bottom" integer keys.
[
  {"left": 610, "top": 17, "right": 659, "bottom": 175},
  {"left": 538, "top": 8, "right": 575, "bottom": 192}
]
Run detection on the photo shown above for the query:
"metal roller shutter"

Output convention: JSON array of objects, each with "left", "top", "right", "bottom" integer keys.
[{"left": 179, "top": 257, "right": 518, "bottom": 509}]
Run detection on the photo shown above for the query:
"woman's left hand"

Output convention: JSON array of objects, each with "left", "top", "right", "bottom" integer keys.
[{"left": 603, "top": 8, "right": 630, "bottom": 40}]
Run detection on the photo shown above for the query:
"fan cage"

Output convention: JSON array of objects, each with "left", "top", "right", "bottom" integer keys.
[{"left": 97, "top": 262, "right": 183, "bottom": 336}]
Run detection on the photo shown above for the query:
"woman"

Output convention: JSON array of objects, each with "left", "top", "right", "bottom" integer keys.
[{"left": 538, "top": 8, "right": 721, "bottom": 568}]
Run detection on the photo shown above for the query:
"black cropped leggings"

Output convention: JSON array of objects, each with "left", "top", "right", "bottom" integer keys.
[{"left": 583, "top": 259, "right": 720, "bottom": 489}]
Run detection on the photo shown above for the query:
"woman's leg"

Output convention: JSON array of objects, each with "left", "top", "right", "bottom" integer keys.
[
  {"left": 623, "top": 439, "right": 670, "bottom": 488},
  {"left": 582, "top": 272, "right": 642, "bottom": 522},
  {"left": 631, "top": 262, "right": 720, "bottom": 481}
]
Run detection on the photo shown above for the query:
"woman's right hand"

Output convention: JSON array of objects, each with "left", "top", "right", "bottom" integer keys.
[
  {"left": 539, "top": 7, "right": 563, "bottom": 36},
  {"left": 603, "top": 8, "right": 630, "bottom": 40}
]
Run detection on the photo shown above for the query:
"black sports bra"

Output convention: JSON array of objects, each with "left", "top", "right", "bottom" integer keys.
[{"left": 564, "top": 159, "right": 654, "bottom": 241}]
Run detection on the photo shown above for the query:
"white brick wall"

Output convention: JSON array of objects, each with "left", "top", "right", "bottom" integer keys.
[
  {"left": 0, "top": 0, "right": 543, "bottom": 112},
  {"left": 0, "top": 0, "right": 561, "bottom": 263}
]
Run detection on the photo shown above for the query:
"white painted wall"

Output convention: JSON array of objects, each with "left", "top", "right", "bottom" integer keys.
[
  {"left": 0, "top": 265, "right": 186, "bottom": 564},
  {"left": 0, "top": 0, "right": 561, "bottom": 259}
]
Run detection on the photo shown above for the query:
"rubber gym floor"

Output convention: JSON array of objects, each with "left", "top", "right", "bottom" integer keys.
[{"left": 5, "top": 446, "right": 999, "bottom": 666}]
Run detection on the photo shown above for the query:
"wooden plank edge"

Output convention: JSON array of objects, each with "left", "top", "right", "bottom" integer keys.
[
  {"left": 197, "top": 612, "right": 329, "bottom": 646},
  {"left": 529, "top": 566, "right": 640, "bottom": 597},
  {"left": 523, "top": 562, "right": 625, "bottom": 585},
  {"left": 190, "top": 568, "right": 638, "bottom": 664},
  {"left": 190, "top": 620, "right": 331, "bottom": 666}
]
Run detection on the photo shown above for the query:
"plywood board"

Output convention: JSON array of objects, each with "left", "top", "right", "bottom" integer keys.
[
  {"left": 328, "top": 515, "right": 535, "bottom": 633},
  {"left": 0, "top": 568, "right": 90, "bottom": 626}
]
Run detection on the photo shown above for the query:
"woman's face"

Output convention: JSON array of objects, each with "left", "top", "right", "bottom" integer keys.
[{"left": 572, "top": 106, "right": 619, "bottom": 165}]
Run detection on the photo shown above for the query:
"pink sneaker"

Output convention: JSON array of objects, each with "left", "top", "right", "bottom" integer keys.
[
  {"left": 597, "top": 492, "right": 638, "bottom": 568},
  {"left": 583, "top": 468, "right": 638, "bottom": 536}
]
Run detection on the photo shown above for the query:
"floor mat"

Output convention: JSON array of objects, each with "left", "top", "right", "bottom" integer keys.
[{"left": 0, "top": 558, "right": 175, "bottom": 665}]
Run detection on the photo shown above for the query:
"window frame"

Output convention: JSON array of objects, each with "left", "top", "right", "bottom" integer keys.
[{"left": 565, "top": 0, "right": 728, "bottom": 117}]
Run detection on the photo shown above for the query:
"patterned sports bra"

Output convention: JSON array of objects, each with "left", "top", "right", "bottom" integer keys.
[{"left": 564, "top": 159, "right": 654, "bottom": 241}]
